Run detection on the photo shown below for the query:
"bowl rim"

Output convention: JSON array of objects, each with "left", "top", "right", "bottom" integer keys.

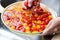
[{"left": 1, "top": 1, "right": 58, "bottom": 36}]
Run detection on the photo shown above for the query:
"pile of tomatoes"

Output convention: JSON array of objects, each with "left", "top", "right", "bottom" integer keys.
[{"left": 3, "top": 2, "right": 53, "bottom": 33}]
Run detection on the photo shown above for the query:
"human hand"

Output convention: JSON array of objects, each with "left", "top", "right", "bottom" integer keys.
[
  {"left": 23, "top": 0, "right": 42, "bottom": 9},
  {"left": 42, "top": 17, "right": 60, "bottom": 35}
]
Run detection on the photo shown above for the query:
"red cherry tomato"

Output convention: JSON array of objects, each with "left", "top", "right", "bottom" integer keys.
[
  {"left": 25, "top": 16, "right": 29, "bottom": 20},
  {"left": 17, "top": 24, "right": 23, "bottom": 30},
  {"left": 29, "top": 23, "right": 32, "bottom": 27},
  {"left": 37, "top": 16, "right": 42, "bottom": 20},
  {"left": 40, "top": 25, "right": 45, "bottom": 30},
  {"left": 41, "top": 14, "right": 47, "bottom": 18},
  {"left": 27, "top": 19, "right": 32, "bottom": 24},
  {"left": 7, "top": 16, "right": 12, "bottom": 20},
  {"left": 22, "top": 28, "right": 26, "bottom": 32},
  {"left": 32, "top": 17, "right": 36, "bottom": 20},
  {"left": 47, "top": 12, "right": 51, "bottom": 16},
  {"left": 7, "top": 17, "right": 10, "bottom": 20},
  {"left": 45, "top": 18, "right": 50, "bottom": 24},
  {"left": 41, "top": 21, "right": 46, "bottom": 25},
  {"left": 24, "top": 1, "right": 28, "bottom": 7},
  {"left": 42, "top": 18, "right": 46, "bottom": 21},
  {"left": 38, "top": 29, "right": 43, "bottom": 32}
]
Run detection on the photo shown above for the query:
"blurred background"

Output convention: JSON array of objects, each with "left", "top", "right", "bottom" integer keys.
[{"left": 42, "top": 0, "right": 60, "bottom": 16}]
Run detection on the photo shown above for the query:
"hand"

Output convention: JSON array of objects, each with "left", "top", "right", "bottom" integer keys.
[
  {"left": 23, "top": 0, "right": 42, "bottom": 9},
  {"left": 42, "top": 17, "right": 60, "bottom": 35},
  {"left": 28, "top": 0, "right": 41, "bottom": 7}
]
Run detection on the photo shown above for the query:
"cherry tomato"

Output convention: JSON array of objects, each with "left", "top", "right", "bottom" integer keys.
[
  {"left": 41, "top": 21, "right": 46, "bottom": 25},
  {"left": 42, "top": 18, "right": 46, "bottom": 21},
  {"left": 26, "top": 30, "right": 31, "bottom": 33},
  {"left": 33, "top": 20, "right": 37, "bottom": 24},
  {"left": 37, "top": 20, "right": 41, "bottom": 24},
  {"left": 24, "top": 1, "right": 28, "bottom": 7},
  {"left": 10, "top": 26, "right": 16, "bottom": 30},
  {"left": 37, "top": 16, "right": 41, "bottom": 20},
  {"left": 48, "top": 15, "right": 53, "bottom": 20},
  {"left": 41, "top": 14, "right": 47, "bottom": 18},
  {"left": 17, "top": 24, "right": 23, "bottom": 30},
  {"left": 25, "top": 16, "right": 29, "bottom": 20},
  {"left": 25, "top": 26, "right": 30, "bottom": 31},
  {"left": 38, "top": 29, "right": 43, "bottom": 32},
  {"left": 31, "top": 26, "right": 37, "bottom": 31},
  {"left": 47, "top": 12, "right": 51, "bottom": 16},
  {"left": 40, "top": 25, "right": 45, "bottom": 30},
  {"left": 7, "top": 17, "right": 10, "bottom": 20},
  {"left": 32, "top": 17, "right": 36, "bottom": 20},
  {"left": 29, "top": 23, "right": 32, "bottom": 27},
  {"left": 37, "top": 25, "right": 41, "bottom": 30},
  {"left": 22, "top": 28, "right": 26, "bottom": 32},
  {"left": 7, "top": 16, "right": 12, "bottom": 20},
  {"left": 45, "top": 18, "right": 50, "bottom": 24},
  {"left": 34, "top": 13, "right": 38, "bottom": 17},
  {"left": 27, "top": 19, "right": 32, "bottom": 24}
]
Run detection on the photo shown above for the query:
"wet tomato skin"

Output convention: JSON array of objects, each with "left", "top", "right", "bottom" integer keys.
[
  {"left": 42, "top": 18, "right": 46, "bottom": 21},
  {"left": 41, "top": 21, "right": 46, "bottom": 25},
  {"left": 40, "top": 25, "right": 45, "bottom": 30},
  {"left": 22, "top": 28, "right": 26, "bottom": 32},
  {"left": 38, "top": 29, "right": 43, "bottom": 32},
  {"left": 17, "top": 24, "right": 23, "bottom": 30},
  {"left": 24, "top": 1, "right": 28, "bottom": 7},
  {"left": 45, "top": 18, "right": 50, "bottom": 24},
  {"left": 29, "top": 23, "right": 32, "bottom": 27}
]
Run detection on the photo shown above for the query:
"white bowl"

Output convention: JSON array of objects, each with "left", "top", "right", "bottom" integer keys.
[{"left": 1, "top": 1, "right": 58, "bottom": 36}]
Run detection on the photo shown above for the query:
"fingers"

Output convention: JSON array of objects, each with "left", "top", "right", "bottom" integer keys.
[
  {"left": 42, "top": 19, "right": 55, "bottom": 35},
  {"left": 23, "top": 0, "right": 33, "bottom": 9},
  {"left": 42, "top": 17, "right": 60, "bottom": 35},
  {"left": 23, "top": 0, "right": 42, "bottom": 9},
  {"left": 28, "top": 0, "right": 34, "bottom": 7},
  {"left": 54, "top": 26, "right": 60, "bottom": 33},
  {"left": 22, "top": 2, "right": 27, "bottom": 9}
]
